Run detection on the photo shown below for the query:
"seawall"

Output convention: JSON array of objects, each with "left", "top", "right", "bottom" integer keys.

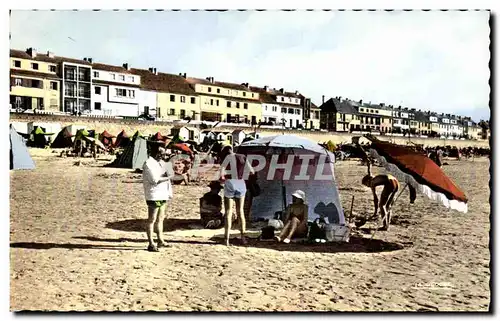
[{"left": 9, "top": 113, "right": 490, "bottom": 148}]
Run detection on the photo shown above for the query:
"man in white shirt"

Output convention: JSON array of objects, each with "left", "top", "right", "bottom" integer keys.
[{"left": 143, "top": 145, "right": 175, "bottom": 252}]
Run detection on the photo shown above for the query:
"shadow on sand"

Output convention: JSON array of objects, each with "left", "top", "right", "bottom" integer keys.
[
  {"left": 106, "top": 218, "right": 203, "bottom": 232},
  {"left": 9, "top": 242, "right": 142, "bottom": 251},
  {"left": 103, "top": 218, "right": 411, "bottom": 254}
]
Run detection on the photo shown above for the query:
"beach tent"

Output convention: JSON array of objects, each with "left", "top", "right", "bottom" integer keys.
[
  {"left": 10, "top": 125, "right": 35, "bottom": 170},
  {"left": 99, "top": 130, "right": 115, "bottom": 147},
  {"left": 114, "top": 130, "right": 130, "bottom": 148},
  {"left": 30, "top": 126, "right": 53, "bottom": 148},
  {"left": 112, "top": 135, "right": 149, "bottom": 169},
  {"left": 236, "top": 135, "right": 345, "bottom": 224},
  {"left": 50, "top": 126, "right": 74, "bottom": 148}
]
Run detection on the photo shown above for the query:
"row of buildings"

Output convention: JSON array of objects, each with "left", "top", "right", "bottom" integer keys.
[
  {"left": 9, "top": 47, "right": 488, "bottom": 140},
  {"left": 9, "top": 48, "right": 321, "bottom": 129},
  {"left": 319, "top": 97, "right": 489, "bottom": 140}
]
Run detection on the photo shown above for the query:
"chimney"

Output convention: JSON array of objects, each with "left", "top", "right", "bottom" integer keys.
[
  {"left": 338, "top": 96, "right": 342, "bottom": 101},
  {"left": 149, "top": 68, "right": 154, "bottom": 73},
  {"left": 279, "top": 88, "right": 284, "bottom": 94},
  {"left": 322, "top": 95, "right": 325, "bottom": 104},
  {"left": 379, "top": 103, "right": 385, "bottom": 107},
  {"left": 83, "top": 57, "right": 87, "bottom": 62},
  {"left": 47, "top": 51, "right": 55, "bottom": 58},
  {"left": 183, "top": 73, "right": 187, "bottom": 78},
  {"left": 88, "top": 58, "right": 93, "bottom": 63},
  {"left": 295, "top": 90, "right": 299, "bottom": 95},
  {"left": 264, "top": 85, "right": 269, "bottom": 92},
  {"left": 123, "top": 63, "right": 129, "bottom": 70},
  {"left": 26, "top": 48, "right": 37, "bottom": 58},
  {"left": 359, "top": 99, "right": 363, "bottom": 104}
]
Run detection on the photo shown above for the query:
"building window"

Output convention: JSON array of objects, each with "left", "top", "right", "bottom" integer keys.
[
  {"left": 210, "top": 99, "right": 214, "bottom": 106},
  {"left": 217, "top": 88, "right": 220, "bottom": 94},
  {"left": 93, "top": 71, "right": 99, "bottom": 78},
  {"left": 272, "top": 106, "right": 277, "bottom": 112},
  {"left": 227, "top": 101, "right": 231, "bottom": 108},
  {"left": 116, "top": 88, "right": 127, "bottom": 97},
  {"left": 295, "top": 98, "right": 299, "bottom": 103},
  {"left": 31, "top": 79, "right": 41, "bottom": 88},
  {"left": 170, "top": 95, "right": 175, "bottom": 102},
  {"left": 111, "top": 74, "right": 116, "bottom": 80},
  {"left": 265, "top": 106, "right": 268, "bottom": 111},
  {"left": 31, "top": 63, "right": 39, "bottom": 70},
  {"left": 243, "top": 92, "right": 246, "bottom": 97},
  {"left": 50, "top": 82, "right": 58, "bottom": 90},
  {"left": 94, "top": 86, "right": 101, "bottom": 95},
  {"left": 252, "top": 93, "right": 254, "bottom": 98},
  {"left": 129, "top": 76, "right": 134, "bottom": 82},
  {"left": 119, "top": 75, "right": 125, "bottom": 81},
  {"left": 280, "top": 97, "right": 284, "bottom": 102},
  {"left": 216, "top": 100, "right": 219, "bottom": 106},
  {"left": 208, "top": 87, "right": 212, "bottom": 93},
  {"left": 168, "top": 109, "right": 175, "bottom": 116},
  {"left": 50, "top": 65, "right": 56, "bottom": 72},
  {"left": 14, "top": 78, "right": 22, "bottom": 86},
  {"left": 181, "top": 96, "right": 186, "bottom": 103},
  {"left": 180, "top": 109, "right": 186, "bottom": 118},
  {"left": 94, "top": 102, "right": 101, "bottom": 110},
  {"left": 128, "top": 90, "right": 135, "bottom": 98},
  {"left": 236, "top": 102, "right": 240, "bottom": 108},
  {"left": 295, "top": 109, "right": 300, "bottom": 115},
  {"left": 244, "top": 103, "right": 248, "bottom": 109},
  {"left": 281, "top": 108, "right": 286, "bottom": 113},
  {"left": 360, "top": 108, "right": 364, "bottom": 112},
  {"left": 191, "top": 97, "right": 196, "bottom": 104},
  {"left": 287, "top": 108, "right": 294, "bottom": 114},
  {"left": 13, "top": 60, "right": 21, "bottom": 68}
]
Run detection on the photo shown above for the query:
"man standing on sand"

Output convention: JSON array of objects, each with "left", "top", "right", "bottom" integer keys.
[{"left": 143, "top": 145, "right": 175, "bottom": 252}]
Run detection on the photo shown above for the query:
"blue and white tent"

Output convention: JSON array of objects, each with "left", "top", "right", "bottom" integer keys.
[
  {"left": 236, "top": 135, "right": 345, "bottom": 224},
  {"left": 10, "top": 125, "right": 35, "bottom": 170}
]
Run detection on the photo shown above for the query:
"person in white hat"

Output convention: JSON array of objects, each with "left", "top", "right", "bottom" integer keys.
[{"left": 275, "top": 190, "right": 309, "bottom": 243}]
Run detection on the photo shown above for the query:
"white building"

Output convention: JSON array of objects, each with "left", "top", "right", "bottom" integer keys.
[
  {"left": 251, "top": 86, "right": 304, "bottom": 128},
  {"left": 90, "top": 63, "right": 141, "bottom": 117}
]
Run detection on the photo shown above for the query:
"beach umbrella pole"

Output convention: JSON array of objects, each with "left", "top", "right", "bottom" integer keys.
[{"left": 393, "top": 183, "right": 408, "bottom": 206}]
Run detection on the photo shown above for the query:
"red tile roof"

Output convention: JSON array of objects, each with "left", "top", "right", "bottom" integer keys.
[
  {"left": 10, "top": 49, "right": 91, "bottom": 65},
  {"left": 186, "top": 77, "right": 251, "bottom": 91},
  {"left": 131, "top": 68, "right": 198, "bottom": 95},
  {"left": 92, "top": 63, "right": 135, "bottom": 74}
]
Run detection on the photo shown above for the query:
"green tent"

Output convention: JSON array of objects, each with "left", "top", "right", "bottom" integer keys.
[{"left": 108, "top": 135, "right": 148, "bottom": 169}]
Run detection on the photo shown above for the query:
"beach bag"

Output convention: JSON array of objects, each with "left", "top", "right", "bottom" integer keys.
[
  {"left": 268, "top": 219, "right": 284, "bottom": 230},
  {"left": 260, "top": 226, "right": 275, "bottom": 240},
  {"left": 308, "top": 218, "right": 327, "bottom": 241},
  {"left": 325, "top": 224, "right": 351, "bottom": 242}
]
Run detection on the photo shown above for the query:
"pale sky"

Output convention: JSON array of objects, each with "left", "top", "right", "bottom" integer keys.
[{"left": 9, "top": 10, "right": 491, "bottom": 121}]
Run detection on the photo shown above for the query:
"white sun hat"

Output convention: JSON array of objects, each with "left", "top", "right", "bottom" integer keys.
[{"left": 291, "top": 190, "right": 306, "bottom": 201}]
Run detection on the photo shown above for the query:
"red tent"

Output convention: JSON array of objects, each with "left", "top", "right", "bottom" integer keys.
[
  {"left": 100, "top": 130, "right": 116, "bottom": 146},
  {"left": 114, "top": 130, "right": 130, "bottom": 148},
  {"left": 171, "top": 143, "right": 193, "bottom": 155}
]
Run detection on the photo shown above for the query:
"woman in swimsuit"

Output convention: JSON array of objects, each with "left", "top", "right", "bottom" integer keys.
[{"left": 275, "top": 190, "right": 309, "bottom": 243}]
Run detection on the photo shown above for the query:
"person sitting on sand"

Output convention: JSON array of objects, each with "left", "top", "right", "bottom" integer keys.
[
  {"left": 361, "top": 162, "right": 399, "bottom": 231},
  {"left": 200, "top": 181, "right": 224, "bottom": 229},
  {"left": 143, "top": 145, "right": 175, "bottom": 252},
  {"left": 275, "top": 190, "right": 309, "bottom": 244}
]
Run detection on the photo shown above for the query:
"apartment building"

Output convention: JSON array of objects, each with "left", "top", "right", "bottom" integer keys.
[
  {"left": 186, "top": 77, "right": 261, "bottom": 124},
  {"left": 10, "top": 48, "right": 61, "bottom": 112},
  {"left": 319, "top": 97, "right": 360, "bottom": 132},
  {"left": 132, "top": 69, "right": 200, "bottom": 121},
  {"left": 91, "top": 62, "right": 142, "bottom": 117},
  {"left": 251, "top": 86, "right": 303, "bottom": 128}
]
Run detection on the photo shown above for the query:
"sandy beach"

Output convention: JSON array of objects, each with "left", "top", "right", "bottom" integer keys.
[{"left": 10, "top": 149, "right": 491, "bottom": 311}]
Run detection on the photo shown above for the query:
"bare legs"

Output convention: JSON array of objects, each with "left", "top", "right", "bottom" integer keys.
[
  {"left": 379, "top": 185, "right": 398, "bottom": 231},
  {"left": 277, "top": 217, "right": 307, "bottom": 242},
  {"left": 224, "top": 196, "right": 246, "bottom": 246},
  {"left": 146, "top": 203, "right": 167, "bottom": 251}
]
